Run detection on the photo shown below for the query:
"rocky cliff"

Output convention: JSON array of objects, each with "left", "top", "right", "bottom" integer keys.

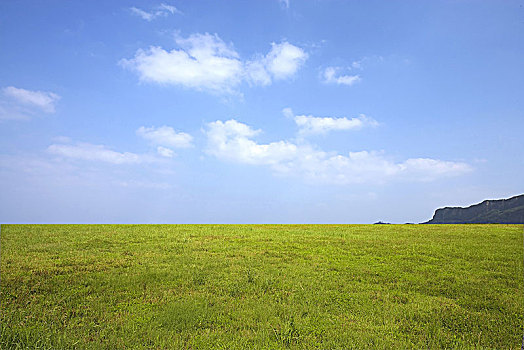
[{"left": 424, "top": 194, "right": 524, "bottom": 224}]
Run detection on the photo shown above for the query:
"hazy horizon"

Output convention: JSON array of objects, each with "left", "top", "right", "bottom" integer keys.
[{"left": 1, "top": 1, "right": 523, "bottom": 223}]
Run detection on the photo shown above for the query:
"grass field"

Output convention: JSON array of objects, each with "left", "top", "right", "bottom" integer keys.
[{"left": 1, "top": 224, "right": 523, "bottom": 349}]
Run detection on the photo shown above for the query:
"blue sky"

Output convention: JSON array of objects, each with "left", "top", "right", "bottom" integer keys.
[{"left": 1, "top": 0, "right": 523, "bottom": 223}]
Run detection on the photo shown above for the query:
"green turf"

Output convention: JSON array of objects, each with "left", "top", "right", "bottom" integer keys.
[{"left": 1, "top": 224, "right": 523, "bottom": 349}]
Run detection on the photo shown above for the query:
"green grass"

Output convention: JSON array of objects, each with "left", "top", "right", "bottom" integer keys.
[{"left": 1, "top": 224, "right": 523, "bottom": 349}]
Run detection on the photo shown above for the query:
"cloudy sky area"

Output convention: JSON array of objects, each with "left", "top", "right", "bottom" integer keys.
[{"left": 1, "top": 0, "right": 523, "bottom": 223}]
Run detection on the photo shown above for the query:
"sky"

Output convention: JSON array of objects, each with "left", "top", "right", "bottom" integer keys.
[{"left": 1, "top": 0, "right": 523, "bottom": 224}]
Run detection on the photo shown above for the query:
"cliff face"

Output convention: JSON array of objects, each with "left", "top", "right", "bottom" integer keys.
[{"left": 424, "top": 194, "right": 524, "bottom": 224}]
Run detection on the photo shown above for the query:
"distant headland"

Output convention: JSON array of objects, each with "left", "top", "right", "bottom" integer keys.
[{"left": 423, "top": 194, "right": 524, "bottom": 224}]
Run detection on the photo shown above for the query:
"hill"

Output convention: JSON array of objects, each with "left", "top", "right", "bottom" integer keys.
[{"left": 424, "top": 194, "right": 524, "bottom": 224}]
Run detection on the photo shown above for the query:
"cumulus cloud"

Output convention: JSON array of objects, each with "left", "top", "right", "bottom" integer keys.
[
  {"left": 47, "top": 143, "right": 154, "bottom": 164},
  {"left": 204, "top": 119, "right": 472, "bottom": 184},
  {"left": 0, "top": 86, "right": 60, "bottom": 120},
  {"left": 322, "top": 67, "right": 360, "bottom": 86},
  {"left": 244, "top": 60, "right": 272, "bottom": 86},
  {"left": 246, "top": 42, "right": 308, "bottom": 85},
  {"left": 263, "top": 42, "right": 308, "bottom": 80},
  {"left": 121, "top": 33, "right": 307, "bottom": 93},
  {"left": 206, "top": 120, "right": 298, "bottom": 165},
  {"left": 285, "top": 108, "right": 379, "bottom": 135},
  {"left": 130, "top": 3, "right": 181, "bottom": 21},
  {"left": 136, "top": 126, "right": 193, "bottom": 148},
  {"left": 121, "top": 33, "right": 243, "bottom": 93}
]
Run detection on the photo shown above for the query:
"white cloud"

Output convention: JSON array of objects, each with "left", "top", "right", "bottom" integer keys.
[
  {"left": 136, "top": 126, "right": 193, "bottom": 148},
  {"left": 47, "top": 143, "right": 154, "bottom": 164},
  {"left": 351, "top": 60, "right": 363, "bottom": 69},
  {"left": 157, "top": 146, "right": 175, "bottom": 158},
  {"left": 245, "top": 60, "right": 272, "bottom": 86},
  {"left": 398, "top": 158, "right": 474, "bottom": 181},
  {"left": 158, "top": 3, "right": 180, "bottom": 14},
  {"left": 322, "top": 67, "right": 360, "bottom": 86},
  {"left": 3, "top": 86, "right": 60, "bottom": 112},
  {"left": 205, "top": 119, "right": 472, "bottom": 184},
  {"left": 263, "top": 42, "right": 308, "bottom": 80},
  {"left": 289, "top": 151, "right": 472, "bottom": 184},
  {"left": 282, "top": 107, "right": 294, "bottom": 119},
  {"left": 130, "top": 3, "right": 181, "bottom": 21},
  {"left": 0, "top": 86, "right": 60, "bottom": 120},
  {"left": 47, "top": 126, "right": 192, "bottom": 165},
  {"left": 246, "top": 42, "right": 308, "bottom": 85},
  {"left": 286, "top": 108, "right": 379, "bottom": 135},
  {"left": 130, "top": 7, "right": 156, "bottom": 21},
  {"left": 121, "top": 33, "right": 243, "bottom": 93},
  {"left": 121, "top": 33, "right": 307, "bottom": 93},
  {"left": 206, "top": 119, "right": 298, "bottom": 165}
]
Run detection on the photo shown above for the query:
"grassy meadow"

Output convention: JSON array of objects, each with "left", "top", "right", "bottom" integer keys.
[{"left": 1, "top": 224, "right": 523, "bottom": 349}]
